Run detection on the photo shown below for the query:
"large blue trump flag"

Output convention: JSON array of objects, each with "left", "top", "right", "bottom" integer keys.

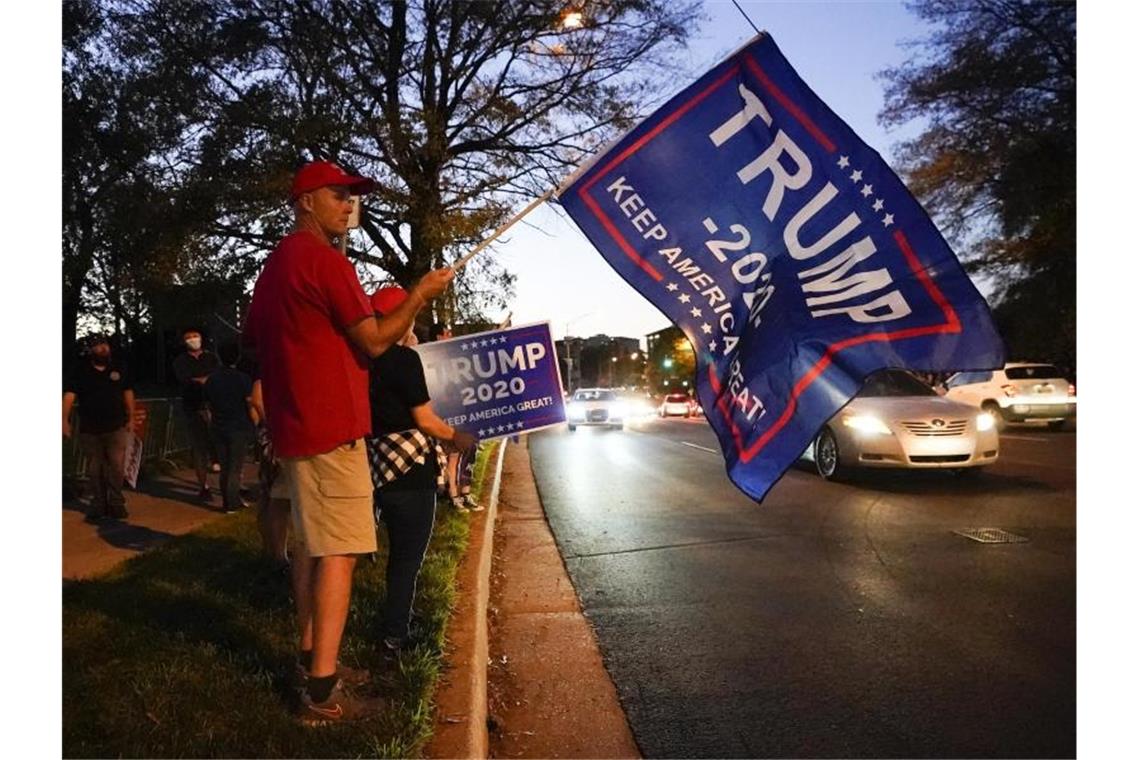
[{"left": 557, "top": 33, "right": 1004, "bottom": 501}]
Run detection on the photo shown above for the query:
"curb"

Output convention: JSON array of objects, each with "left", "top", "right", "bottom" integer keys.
[{"left": 426, "top": 439, "right": 509, "bottom": 759}]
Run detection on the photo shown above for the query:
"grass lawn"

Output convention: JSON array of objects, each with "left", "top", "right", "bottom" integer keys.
[{"left": 63, "top": 442, "right": 498, "bottom": 758}]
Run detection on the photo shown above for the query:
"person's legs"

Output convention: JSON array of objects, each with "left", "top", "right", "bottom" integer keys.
[
  {"left": 309, "top": 554, "right": 357, "bottom": 677},
  {"left": 188, "top": 409, "right": 211, "bottom": 491},
  {"left": 292, "top": 540, "right": 316, "bottom": 651},
  {"left": 103, "top": 429, "right": 130, "bottom": 518},
  {"left": 446, "top": 453, "right": 460, "bottom": 499},
  {"left": 282, "top": 442, "right": 375, "bottom": 687},
  {"left": 378, "top": 489, "right": 437, "bottom": 642},
  {"left": 80, "top": 433, "right": 108, "bottom": 517},
  {"left": 218, "top": 429, "right": 249, "bottom": 509}
]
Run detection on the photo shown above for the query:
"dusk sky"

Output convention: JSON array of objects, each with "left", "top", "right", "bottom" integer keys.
[{"left": 491, "top": 0, "right": 933, "bottom": 344}]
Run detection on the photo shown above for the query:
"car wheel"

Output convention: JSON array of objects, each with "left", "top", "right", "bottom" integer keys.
[
  {"left": 568, "top": 424, "right": 576, "bottom": 432},
  {"left": 814, "top": 427, "right": 845, "bottom": 481},
  {"left": 982, "top": 401, "right": 1006, "bottom": 432},
  {"left": 1047, "top": 419, "right": 1067, "bottom": 431}
]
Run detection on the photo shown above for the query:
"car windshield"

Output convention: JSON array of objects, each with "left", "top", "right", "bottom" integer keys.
[
  {"left": 1005, "top": 365, "right": 1062, "bottom": 380},
  {"left": 573, "top": 390, "right": 616, "bottom": 401},
  {"left": 857, "top": 370, "right": 937, "bottom": 398},
  {"left": 665, "top": 394, "right": 689, "bottom": 402}
]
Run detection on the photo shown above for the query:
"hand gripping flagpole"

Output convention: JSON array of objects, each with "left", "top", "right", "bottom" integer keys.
[{"left": 452, "top": 188, "right": 556, "bottom": 271}]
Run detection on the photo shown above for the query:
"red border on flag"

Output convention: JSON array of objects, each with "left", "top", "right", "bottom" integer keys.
[{"left": 574, "top": 53, "right": 962, "bottom": 463}]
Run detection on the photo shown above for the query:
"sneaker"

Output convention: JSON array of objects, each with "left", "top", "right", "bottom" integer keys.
[
  {"left": 291, "top": 660, "right": 373, "bottom": 692},
  {"left": 463, "top": 495, "right": 485, "bottom": 512},
  {"left": 450, "top": 497, "right": 470, "bottom": 513},
  {"left": 295, "top": 679, "right": 385, "bottom": 726}
]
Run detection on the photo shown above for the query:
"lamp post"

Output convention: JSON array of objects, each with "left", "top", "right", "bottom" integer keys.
[{"left": 563, "top": 312, "right": 592, "bottom": 393}]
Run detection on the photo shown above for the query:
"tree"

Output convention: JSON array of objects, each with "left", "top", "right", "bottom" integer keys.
[
  {"left": 111, "top": 0, "right": 701, "bottom": 325},
  {"left": 63, "top": 0, "right": 240, "bottom": 352},
  {"left": 878, "top": 0, "right": 1075, "bottom": 369}
]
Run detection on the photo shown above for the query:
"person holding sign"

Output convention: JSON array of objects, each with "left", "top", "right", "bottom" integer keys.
[
  {"left": 243, "top": 161, "right": 455, "bottom": 725},
  {"left": 63, "top": 334, "right": 135, "bottom": 521},
  {"left": 366, "top": 287, "right": 477, "bottom": 653}
]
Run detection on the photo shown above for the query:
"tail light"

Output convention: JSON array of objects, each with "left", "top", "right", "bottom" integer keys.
[
  {"left": 1001, "top": 384, "right": 1017, "bottom": 398},
  {"left": 1068, "top": 384, "right": 1076, "bottom": 396}
]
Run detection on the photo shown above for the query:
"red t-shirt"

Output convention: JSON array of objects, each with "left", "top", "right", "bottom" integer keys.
[{"left": 244, "top": 230, "right": 373, "bottom": 457}]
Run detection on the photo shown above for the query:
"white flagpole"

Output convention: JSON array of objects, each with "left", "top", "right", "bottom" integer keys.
[{"left": 452, "top": 188, "right": 556, "bottom": 271}]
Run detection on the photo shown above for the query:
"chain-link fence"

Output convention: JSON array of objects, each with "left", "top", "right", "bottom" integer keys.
[{"left": 63, "top": 398, "right": 193, "bottom": 479}]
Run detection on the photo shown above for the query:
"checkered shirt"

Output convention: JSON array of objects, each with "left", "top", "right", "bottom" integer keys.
[{"left": 365, "top": 429, "right": 446, "bottom": 491}]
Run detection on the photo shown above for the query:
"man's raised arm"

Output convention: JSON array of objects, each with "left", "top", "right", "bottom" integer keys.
[{"left": 345, "top": 267, "right": 454, "bottom": 358}]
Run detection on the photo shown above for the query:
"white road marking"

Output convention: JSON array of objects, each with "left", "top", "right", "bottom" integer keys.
[{"left": 680, "top": 441, "right": 718, "bottom": 454}]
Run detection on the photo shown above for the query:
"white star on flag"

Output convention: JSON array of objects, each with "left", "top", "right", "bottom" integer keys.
[
  {"left": 860, "top": 184, "right": 873, "bottom": 197},
  {"left": 678, "top": 293, "right": 691, "bottom": 304},
  {"left": 666, "top": 282, "right": 678, "bottom": 292},
  {"left": 478, "top": 429, "right": 486, "bottom": 436},
  {"left": 708, "top": 340, "right": 718, "bottom": 352},
  {"left": 872, "top": 198, "right": 884, "bottom": 212},
  {"left": 837, "top": 155, "right": 850, "bottom": 169},
  {"left": 849, "top": 169, "right": 863, "bottom": 183},
  {"left": 460, "top": 343, "right": 468, "bottom": 350},
  {"left": 701, "top": 323, "right": 712, "bottom": 334},
  {"left": 497, "top": 425, "right": 506, "bottom": 433},
  {"left": 690, "top": 306, "right": 702, "bottom": 317},
  {"left": 882, "top": 213, "right": 894, "bottom": 227},
  {"left": 500, "top": 336, "right": 509, "bottom": 344}
]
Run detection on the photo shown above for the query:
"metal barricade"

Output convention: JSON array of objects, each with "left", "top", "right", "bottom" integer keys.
[{"left": 63, "top": 398, "right": 193, "bottom": 480}]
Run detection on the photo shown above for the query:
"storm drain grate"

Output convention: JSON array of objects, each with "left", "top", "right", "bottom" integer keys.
[{"left": 954, "top": 528, "right": 1029, "bottom": 544}]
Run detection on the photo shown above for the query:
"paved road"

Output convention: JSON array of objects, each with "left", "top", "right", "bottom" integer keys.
[{"left": 530, "top": 417, "right": 1075, "bottom": 758}]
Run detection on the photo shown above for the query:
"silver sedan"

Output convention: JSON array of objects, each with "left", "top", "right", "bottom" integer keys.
[{"left": 803, "top": 369, "right": 1000, "bottom": 480}]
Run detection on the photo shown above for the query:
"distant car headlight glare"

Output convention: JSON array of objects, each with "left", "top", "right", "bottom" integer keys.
[
  {"left": 610, "top": 403, "right": 627, "bottom": 418},
  {"left": 843, "top": 414, "right": 891, "bottom": 436},
  {"left": 976, "top": 412, "right": 995, "bottom": 432}
]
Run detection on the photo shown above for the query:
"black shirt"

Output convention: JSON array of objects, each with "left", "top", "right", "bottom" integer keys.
[
  {"left": 65, "top": 361, "right": 132, "bottom": 435},
  {"left": 172, "top": 351, "right": 220, "bottom": 411},
  {"left": 369, "top": 345, "right": 438, "bottom": 491},
  {"left": 204, "top": 366, "right": 255, "bottom": 436}
]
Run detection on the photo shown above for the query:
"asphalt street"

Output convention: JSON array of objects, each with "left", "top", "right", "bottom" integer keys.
[{"left": 529, "top": 416, "right": 1075, "bottom": 758}]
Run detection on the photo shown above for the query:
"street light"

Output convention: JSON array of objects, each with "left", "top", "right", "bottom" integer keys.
[{"left": 563, "top": 311, "right": 592, "bottom": 393}]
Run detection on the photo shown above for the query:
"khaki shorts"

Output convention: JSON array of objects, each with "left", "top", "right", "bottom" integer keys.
[{"left": 282, "top": 440, "right": 376, "bottom": 557}]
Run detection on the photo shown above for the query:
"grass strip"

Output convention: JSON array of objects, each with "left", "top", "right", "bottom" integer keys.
[{"left": 63, "top": 441, "right": 498, "bottom": 758}]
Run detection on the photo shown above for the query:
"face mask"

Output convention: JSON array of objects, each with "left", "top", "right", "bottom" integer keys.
[{"left": 185, "top": 337, "right": 202, "bottom": 351}]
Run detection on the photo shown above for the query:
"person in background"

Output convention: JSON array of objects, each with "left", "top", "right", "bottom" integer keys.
[
  {"left": 203, "top": 342, "right": 255, "bottom": 514},
  {"left": 426, "top": 324, "right": 483, "bottom": 513},
  {"left": 367, "top": 287, "right": 477, "bottom": 652},
  {"left": 173, "top": 327, "right": 220, "bottom": 501},
  {"left": 63, "top": 334, "right": 135, "bottom": 520},
  {"left": 249, "top": 376, "right": 291, "bottom": 570}
]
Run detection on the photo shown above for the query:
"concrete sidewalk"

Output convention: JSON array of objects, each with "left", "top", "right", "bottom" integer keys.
[
  {"left": 63, "top": 466, "right": 251, "bottom": 580},
  {"left": 426, "top": 437, "right": 639, "bottom": 759}
]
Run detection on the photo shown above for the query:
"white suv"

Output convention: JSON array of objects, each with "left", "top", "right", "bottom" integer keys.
[{"left": 943, "top": 363, "right": 1076, "bottom": 430}]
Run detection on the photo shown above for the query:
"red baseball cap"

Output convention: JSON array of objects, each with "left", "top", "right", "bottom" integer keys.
[
  {"left": 290, "top": 161, "right": 376, "bottom": 200},
  {"left": 371, "top": 286, "right": 409, "bottom": 316}
]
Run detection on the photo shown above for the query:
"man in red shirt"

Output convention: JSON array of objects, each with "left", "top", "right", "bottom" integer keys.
[{"left": 244, "top": 160, "right": 453, "bottom": 724}]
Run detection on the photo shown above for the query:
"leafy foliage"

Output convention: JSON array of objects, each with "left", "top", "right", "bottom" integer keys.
[
  {"left": 879, "top": 0, "right": 1075, "bottom": 369},
  {"left": 64, "top": 0, "right": 701, "bottom": 351}
]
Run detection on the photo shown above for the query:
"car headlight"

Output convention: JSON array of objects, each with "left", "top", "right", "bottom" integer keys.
[
  {"left": 568, "top": 402, "right": 584, "bottom": 417},
  {"left": 976, "top": 412, "right": 995, "bottom": 432},
  {"left": 842, "top": 414, "right": 891, "bottom": 436}
]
